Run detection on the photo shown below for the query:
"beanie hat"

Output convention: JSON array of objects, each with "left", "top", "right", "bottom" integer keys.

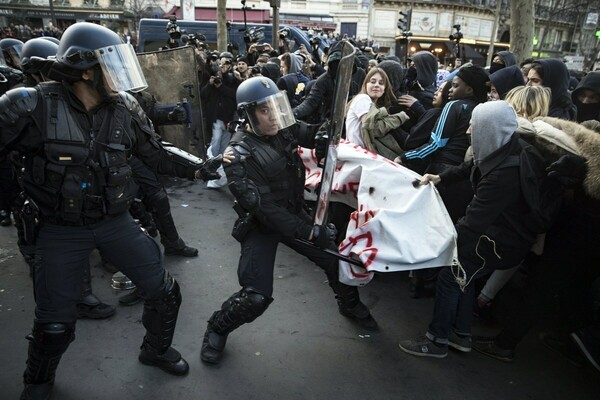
[
  {"left": 237, "top": 55, "right": 249, "bottom": 64},
  {"left": 489, "top": 65, "right": 525, "bottom": 99},
  {"left": 457, "top": 65, "right": 489, "bottom": 103}
]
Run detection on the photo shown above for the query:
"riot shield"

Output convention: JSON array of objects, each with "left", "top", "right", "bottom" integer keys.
[
  {"left": 313, "top": 40, "right": 356, "bottom": 226},
  {"left": 137, "top": 46, "right": 207, "bottom": 158}
]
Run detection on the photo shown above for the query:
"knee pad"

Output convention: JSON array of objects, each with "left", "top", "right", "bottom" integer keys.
[
  {"left": 30, "top": 322, "right": 75, "bottom": 357},
  {"left": 238, "top": 287, "right": 273, "bottom": 323}
]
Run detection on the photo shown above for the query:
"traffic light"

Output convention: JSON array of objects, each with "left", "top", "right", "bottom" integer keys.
[{"left": 397, "top": 10, "right": 412, "bottom": 33}]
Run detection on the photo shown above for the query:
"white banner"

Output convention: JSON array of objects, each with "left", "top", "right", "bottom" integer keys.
[
  {"left": 301, "top": 140, "right": 457, "bottom": 286},
  {"left": 182, "top": 0, "right": 195, "bottom": 21}
]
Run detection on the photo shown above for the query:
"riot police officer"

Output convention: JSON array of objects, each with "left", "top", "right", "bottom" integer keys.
[
  {"left": 200, "top": 77, "right": 377, "bottom": 365},
  {"left": 0, "top": 23, "right": 219, "bottom": 399}
]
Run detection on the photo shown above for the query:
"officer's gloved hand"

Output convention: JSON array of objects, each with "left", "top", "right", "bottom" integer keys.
[
  {"left": 311, "top": 223, "right": 337, "bottom": 249},
  {"left": 546, "top": 153, "right": 587, "bottom": 189},
  {"left": 195, "top": 155, "right": 223, "bottom": 181},
  {"left": 167, "top": 104, "right": 188, "bottom": 123}
]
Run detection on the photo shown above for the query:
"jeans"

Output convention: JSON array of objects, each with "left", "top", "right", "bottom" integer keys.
[
  {"left": 427, "top": 260, "right": 489, "bottom": 345},
  {"left": 206, "top": 120, "right": 230, "bottom": 188}
]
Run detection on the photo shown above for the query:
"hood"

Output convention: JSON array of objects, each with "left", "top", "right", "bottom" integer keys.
[
  {"left": 261, "top": 62, "right": 282, "bottom": 82},
  {"left": 378, "top": 60, "right": 406, "bottom": 96},
  {"left": 410, "top": 51, "right": 438, "bottom": 87},
  {"left": 287, "top": 53, "right": 303, "bottom": 74},
  {"left": 327, "top": 40, "right": 346, "bottom": 65},
  {"left": 494, "top": 51, "right": 517, "bottom": 67},
  {"left": 537, "top": 58, "right": 572, "bottom": 112},
  {"left": 572, "top": 72, "right": 600, "bottom": 122},
  {"left": 490, "top": 65, "right": 525, "bottom": 99},
  {"left": 471, "top": 101, "right": 518, "bottom": 165}
]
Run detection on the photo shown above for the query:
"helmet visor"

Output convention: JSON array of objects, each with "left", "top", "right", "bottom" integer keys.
[
  {"left": 246, "top": 91, "right": 296, "bottom": 136},
  {"left": 5, "top": 46, "right": 22, "bottom": 68},
  {"left": 95, "top": 43, "right": 147, "bottom": 93}
]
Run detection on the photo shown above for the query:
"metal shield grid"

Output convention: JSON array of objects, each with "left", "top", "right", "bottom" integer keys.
[
  {"left": 313, "top": 40, "right": 356, "bottom": 226},
  {"left": 137, "top": 46, "right": 207, "bottom": 157}
]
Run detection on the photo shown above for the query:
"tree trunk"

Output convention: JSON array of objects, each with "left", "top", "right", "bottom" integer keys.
[
  {"left": 217, "top": 0, "right": 227, "bottom": 53},
  {"left": 510, "top": 0, "right": 535, "bottom": 64}
]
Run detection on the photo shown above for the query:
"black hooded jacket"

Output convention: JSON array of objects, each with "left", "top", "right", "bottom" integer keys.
[
  {"left": 495, "top": 51, "right": 517, "bottom": 67},
  {"left": 537, "top": 58, "right": 577, "bottom": 121},
  {"left": 378, "top": 60, "right": 406, "bottom": 98},
  {"left": 293, "top": 40, "right": 363, "bottom": 123},
  {"left": 572, "top": 71, "right": 600, "bottom": 123},
  {"left": 409, "top": 51, "right": 438, "bottom": 110}
]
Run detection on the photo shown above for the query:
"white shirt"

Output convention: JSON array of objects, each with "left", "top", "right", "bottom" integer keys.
[{"left": 345, "top": 94, "right": 372, "bottom": 148}]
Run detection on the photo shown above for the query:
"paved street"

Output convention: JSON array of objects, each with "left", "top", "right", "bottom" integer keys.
[{"left": 1, "top": 177, "right": 598, "bottom": 400}]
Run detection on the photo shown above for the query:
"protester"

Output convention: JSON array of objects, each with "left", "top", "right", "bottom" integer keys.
[
  {"left": 488, "top": 65, "right": 525, "bottom": 100},
  {"left": 345, "top": 67, "right": 408, "bottom": 160},
  {"left": 571, "top": 71, "right": 600, "bottom": 123},
  {"left": 489, "top": 50, "right": 517, "bottom": 74},
  {"left": 526, "top": 59, "right": 577, "bottom": 120}
]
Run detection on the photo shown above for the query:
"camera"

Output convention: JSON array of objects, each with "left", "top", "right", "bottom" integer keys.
[
  {"left": 182, "top": 32, "right": 207, "bottom": 49},
  {"left": 243, "top": 26, "right": 265, "bottom": 44},
  {"left": 309, "top": 37, "right": 321, "bottom": 47},
  {"left": 213, "top": 76, "right": 222, "bottom": 85},
  {"left": 449, "top": 24, "right": 463, "bottom": 41},
  {"left": 453, "top": 24, "right": 461, "bottom": 30},
  {"left": 278, "top": 27, "right": 290, "bottom": 40},
  {"left": 166, "top": 15, "right": 181, "bottom": 41},
  {"left": 256, "top": 44, "right": 265, "bottom": 53}
]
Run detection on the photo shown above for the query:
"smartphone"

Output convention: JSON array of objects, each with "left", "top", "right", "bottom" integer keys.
[{"left": 256, "top": 45, "right": 265, "bottom": 52}]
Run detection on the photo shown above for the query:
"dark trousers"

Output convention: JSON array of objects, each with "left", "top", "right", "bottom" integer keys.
[
  {"left": 33, "top": 212, "right": 165, "bottom": 323},
  {"left": 496, "top": 214, "right": 600, "bottom": 350},
  {"left": 237, "top": 228, "right": 339, "bottom": 298}
]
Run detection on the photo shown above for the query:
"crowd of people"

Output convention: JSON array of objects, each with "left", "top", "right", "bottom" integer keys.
[{"left": 1, "top": 20, "right": 600, "bottom": 399}]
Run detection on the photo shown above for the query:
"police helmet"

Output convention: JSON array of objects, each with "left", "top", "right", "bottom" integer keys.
[
  {"left": 0, "top": 38, "right": 24, "bottom": 68},
  {"left": 53, "top": 22, "right": 147, "bottom": 92},
  {"left": 20, "top": 38, "right": 58, "bottom": 74},
  {"left": 236, "top": 77, "right": 295, "bottom": 136},
  {"left": 40, "top": 37, "right": 60, "bottom": 45}
]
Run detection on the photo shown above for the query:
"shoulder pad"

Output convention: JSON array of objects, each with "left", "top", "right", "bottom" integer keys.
[
  {"left": 226, "top": 142, "right": 251, "bottom": 164},
  {"left": 0, "top": 87, "right": 39, "bottom": 125},
  {"left": 116, "top": 91, "right": 147, "bottom": 122}
]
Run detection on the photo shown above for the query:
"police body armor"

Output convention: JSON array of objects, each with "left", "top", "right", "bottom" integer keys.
[
  {"left": 231, "top": 127, "right": 305, "bottom": 214},
  {"left": 22, "top": 82, "right": 137, "bottom": 224}
]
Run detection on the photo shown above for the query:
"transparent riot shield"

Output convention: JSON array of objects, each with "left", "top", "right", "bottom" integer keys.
[
  {"left": 137, "top": 46, "right": 206, "bottom": 157},
  {"left": 313, "top": 40, "right": 356, "bottom": 226}
]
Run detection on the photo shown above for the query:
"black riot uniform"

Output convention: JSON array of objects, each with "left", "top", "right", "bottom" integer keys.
[
  {"left": 200, "top": 77, "right": 377, "bottom": 365},
  {"left": 0, "top": 23, "right": 219, "bottom": 400}
]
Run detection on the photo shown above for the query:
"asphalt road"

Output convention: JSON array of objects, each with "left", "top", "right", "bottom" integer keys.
[{"left": 0, "top": 177, "right": 598, "bottom": 400}]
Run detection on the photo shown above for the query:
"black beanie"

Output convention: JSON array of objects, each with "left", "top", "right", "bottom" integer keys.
[
  {"left": 237, "top": 55, "right": 249, "bottom": 64},
  {"left": 457, "top": 65, "right": 489, "bottom": 103}
]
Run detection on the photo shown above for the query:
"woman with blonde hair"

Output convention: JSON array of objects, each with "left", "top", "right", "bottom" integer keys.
[
  {"left": 345, "top": 67, "right": 408, "bottom": 160},
  {"left": 504, "top": 85, "right": 551, "bottom": 121}
]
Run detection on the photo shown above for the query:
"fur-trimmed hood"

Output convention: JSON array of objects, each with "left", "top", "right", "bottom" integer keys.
[{"left": 522, "top": 117, "right": 600, "bottom": 199}]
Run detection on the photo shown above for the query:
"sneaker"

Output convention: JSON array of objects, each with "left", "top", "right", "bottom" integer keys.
[
  {"left": 539, "top": 331, "right": 585, "bottom": 368},
  {"left": 399, "top": 336, "right": 448, "bottom": 358},
  {"left": 472, "top": 339, "right": 514, "bottom": 362},
  {"left": 570, "top": 329, "right": 600, "bottom": 372},
  {"left": 449, "top": 331, "right": 472, "bottom": 353}
]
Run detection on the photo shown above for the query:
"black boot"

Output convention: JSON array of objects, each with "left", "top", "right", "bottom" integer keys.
[
  {"left": 325, "top": 269, "right": 378, "bottom": 331},
  {"left": 201, "top": 288, "right": 272, "bottom": 364},
  {"left": 20, "top": 322, "right": 74, "bottom": 400},
  {"left": 119, "top": 288, "right": 143, "bottom": 306},
  {"left": 76, "top": 264, "right": 116, "bottom": 319},
  {"left": 162, "top": 237, "right": 199, "bottom": 257},
  {"left": 138, "top": 274, "right": 189, "bottom": 376},
  {"left": 0, "top": 209, "right": 11, "bottom": 226}
]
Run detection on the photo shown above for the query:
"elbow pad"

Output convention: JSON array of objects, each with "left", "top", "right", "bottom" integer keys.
[{"left": 0, "top": 87, "right": 39, "bottom": 125}]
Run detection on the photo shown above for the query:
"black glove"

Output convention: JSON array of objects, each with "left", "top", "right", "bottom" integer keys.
[
  {"left": 167, "top": 105, "right": 187, "bottom": 123},
  {"left": 196, "top": 155, "right": 223, "bottom": 181},
  {"left": 311, "top": 223, "right": 337, "bottom": 249},
  {"left": 546, "top": 154, "right": 587, "bottom": 189}
]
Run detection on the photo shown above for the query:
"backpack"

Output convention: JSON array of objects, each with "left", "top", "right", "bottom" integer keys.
[
  {"left": 508, "top": 138, "right": 564, "bottom": 234},
  {"left": 281, "top": 73, "right": 310, "bottom": 108}
]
